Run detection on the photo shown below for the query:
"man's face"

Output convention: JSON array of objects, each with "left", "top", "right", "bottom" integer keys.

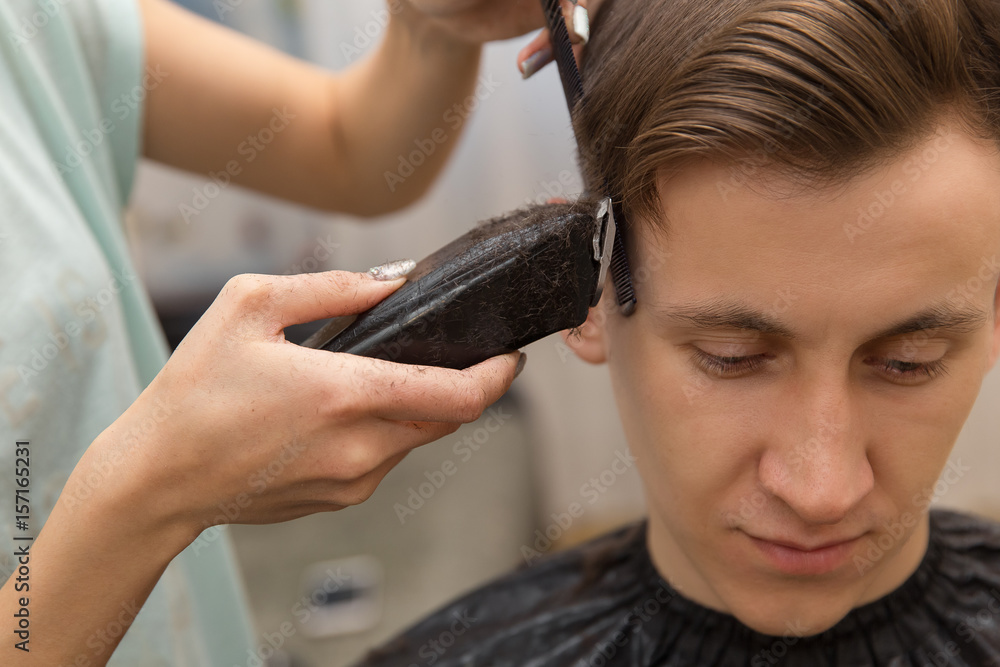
[{"left": 569, "top": 119, "right": 1000, "bottom": 635}]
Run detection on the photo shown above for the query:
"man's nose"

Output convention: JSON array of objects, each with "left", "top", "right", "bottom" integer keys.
[{"left": 757, "top": 372, "right": 874, "bottom": 525}]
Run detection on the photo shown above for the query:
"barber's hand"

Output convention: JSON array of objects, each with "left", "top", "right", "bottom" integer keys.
[
  {"left": 401, "top": 0, "right": 585, "bottom": 45},
  {"left": 81, "top": 269, "right": 522, "bottom": 538},
  {"left": 516, "top": 0, "right": 602, "bottom": 78}
]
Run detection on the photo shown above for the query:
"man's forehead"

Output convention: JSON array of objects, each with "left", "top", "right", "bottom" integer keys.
[
  {"left": 643, "top": 124, "right": 1000, "bottom": 271},
  {"left": 630, "top": 122, "right": 1000, "bottom": 334}
]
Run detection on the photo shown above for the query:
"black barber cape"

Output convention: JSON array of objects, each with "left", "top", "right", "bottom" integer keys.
[{"left": 355, "top": 510, "right": 1000, "bottom": 666}]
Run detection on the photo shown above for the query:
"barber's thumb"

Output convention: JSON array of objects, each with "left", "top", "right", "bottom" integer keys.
[{"left": 269, "top": 262, "right": 415, "bottom": 328}]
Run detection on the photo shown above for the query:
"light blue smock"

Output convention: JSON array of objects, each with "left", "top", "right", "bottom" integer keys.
[{"left": 0, "top": 0, "right": 258, "bottom": 663}]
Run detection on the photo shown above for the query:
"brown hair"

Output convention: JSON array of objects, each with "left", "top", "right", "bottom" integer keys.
[{"left": 576, "top": 0, "right": 1000, "bottom": 225}]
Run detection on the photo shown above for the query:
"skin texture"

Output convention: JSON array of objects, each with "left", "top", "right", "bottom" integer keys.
[
  {"left": 0, "top": 1, "right": 557, "bottom": 663},
  {"left": 566, "top": 118, "right": 1000, "bottom": 635}
]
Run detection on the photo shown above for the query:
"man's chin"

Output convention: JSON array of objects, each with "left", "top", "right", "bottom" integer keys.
[
  {"left": 723, "top": 591, "right": 855, "bottom": 638},
  {"left": 714, "top": 520, "right": 930, "bottom": 637}
]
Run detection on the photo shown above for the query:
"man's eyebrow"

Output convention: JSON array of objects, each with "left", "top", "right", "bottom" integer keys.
[
  {"left": 656, "top": 300, "right": 990, "bottom": 340},
  {"left": 872, "top": 303, "right": 990, "bottom": 339},
  {"left": 658, "top": 301, "right": 795, "bottom": 337}
]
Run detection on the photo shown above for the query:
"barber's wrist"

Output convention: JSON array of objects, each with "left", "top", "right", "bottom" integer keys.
[{"left": 64, "top": 408, "right": 202, "bottom": 554}]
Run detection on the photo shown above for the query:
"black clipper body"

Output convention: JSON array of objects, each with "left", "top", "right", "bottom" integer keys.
[{"left": 304, "top": 198, "right": 615, "bottom": 369}]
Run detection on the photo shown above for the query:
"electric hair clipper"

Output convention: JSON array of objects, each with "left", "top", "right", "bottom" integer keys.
[
  {"left": 304, "top": 1, "right": 637, "bottom": 369},
  {"left": 303, "top": 199, "right": 615, "bottom": 369}
]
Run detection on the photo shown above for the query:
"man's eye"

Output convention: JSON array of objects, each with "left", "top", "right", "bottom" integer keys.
[
  {"left": 692, "top": 351, "right": 950, "bottom": 384},
  {"left": 692, "top": 350, "right": 770, "bottom": 378},
  {"left": 865, "top": 357, "right": 948, "bottom": 384}
]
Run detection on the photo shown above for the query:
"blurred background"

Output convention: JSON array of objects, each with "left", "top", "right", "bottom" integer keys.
[{"left": 124, "top": 2, "right": 1000, "bottom": 665}]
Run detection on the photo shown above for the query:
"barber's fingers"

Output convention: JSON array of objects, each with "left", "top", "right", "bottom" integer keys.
[
  {"left": 517, "top": 2, "right": 588, "bottom": 79},
  {"left": 376, "top": 352, "right": 522, "bottom": 423},
  {"left": 331, "top": 449, "right": 414, "bottom": 510},
  {"left": 303, "top": 348, "right": 523, "bottom": 424},
  {"left": 284, "top": 449, "right": 414, "bottom": 515},
  {"left": 217, "top": 269, "right": 410, "bottom": 333},
  {"left": 274, "top": 426, "right": 450, "bottom": 512},
  {"left": 239, "top": 450, "right": 413, "bottom": 519},
  {"left": 518, "top": 30, "right": 555, "bottom": 79},
  {"left": 562, "top": 0, "right": 590, "bottom": 44}
]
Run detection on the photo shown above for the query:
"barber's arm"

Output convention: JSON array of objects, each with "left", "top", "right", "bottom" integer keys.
[
  {"left": 0, "top": 3, "right": 570, "bottom": 663},
  {"left": 0, "top": 270, "right": 522, "bottom": 665},
  {"left": 140, "top": 0, "right": 549, "bottom": 216}
]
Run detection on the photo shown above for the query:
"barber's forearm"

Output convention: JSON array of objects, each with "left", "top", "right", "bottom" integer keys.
[
  {"left": 140, "top": 0, "right": 482, "bottom": 217},
  {"left": 0, "top": 431, "right": 193, "bottom": 665},
  {"left": 326, "top": 9, "right": 483, "bottom": 215}
]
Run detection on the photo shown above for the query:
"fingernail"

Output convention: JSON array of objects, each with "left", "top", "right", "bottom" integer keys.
[
  {"left": 368, "top": 259, "right": 416, "bottom": 281},
  {"left": 514, "top": 352, "right": 527, "bottom": 379},
  {"left": 520, "top": 46, "right": 553, "bottom": 80},
  {"left": 572, "top": 5, "right": 590, "bottom": 45}
]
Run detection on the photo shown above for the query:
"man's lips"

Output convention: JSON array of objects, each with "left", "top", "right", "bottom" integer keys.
[
  {"left": 744, "top": 532, "right": 868, "bottom": 575},
  {"left": 750, "top": 535, "right": 866, "bottom": 552}
]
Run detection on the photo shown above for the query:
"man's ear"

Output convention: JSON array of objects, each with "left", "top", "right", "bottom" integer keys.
[{"left": 560, "top": 305, "right": 608, "bottom": 364}]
